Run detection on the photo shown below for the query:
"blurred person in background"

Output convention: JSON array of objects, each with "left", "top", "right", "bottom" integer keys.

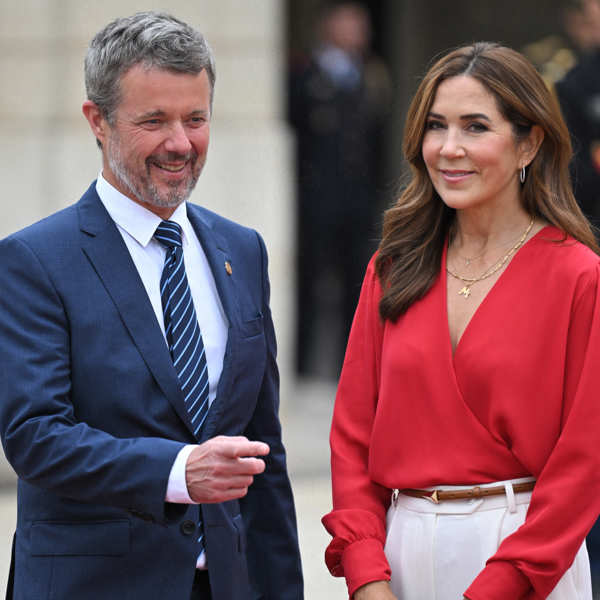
[
  {"left": 323, "top": 42, "right": 600, "bottom": 600},
  {"left": 559, "top": 7, "right": 600, "bottom": 587},
  {"left": 555, "top": 11, "right": 600, "bottom": 585},
  {"left": 556, "top": 0, "right": 600, "bottom": 229},
  {"left": 288, "top": 1, "right": 390, "bottom": 377}
]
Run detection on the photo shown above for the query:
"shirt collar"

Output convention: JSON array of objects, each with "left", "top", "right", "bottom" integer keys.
[{"left": 96, "top": 172, "right": 193, "bottom": 248}]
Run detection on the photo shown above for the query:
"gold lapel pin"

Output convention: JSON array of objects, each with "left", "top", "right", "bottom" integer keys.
[{"left": 225, "top": 261, "right": 232, "bottom": 276}]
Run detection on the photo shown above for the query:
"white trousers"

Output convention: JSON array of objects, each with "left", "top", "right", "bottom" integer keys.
[{"left": 384, "top": 478, "right": 592, "bottom": 600}]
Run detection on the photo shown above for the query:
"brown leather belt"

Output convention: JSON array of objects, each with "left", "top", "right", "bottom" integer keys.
[{"left": 397, "top": 481, "right": 535, "bottom": 504}]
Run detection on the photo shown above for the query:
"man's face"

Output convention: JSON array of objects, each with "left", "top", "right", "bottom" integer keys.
[
  {"left": 566, "top": 0, "right": 600, "bottom": 51},
  {"left": 101, "top": 64, "right": 211, "bottom": 217}
]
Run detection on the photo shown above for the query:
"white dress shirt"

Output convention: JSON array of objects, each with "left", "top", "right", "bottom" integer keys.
[{"left": 96, "top": 173, "right": 228, "bottom": 567}]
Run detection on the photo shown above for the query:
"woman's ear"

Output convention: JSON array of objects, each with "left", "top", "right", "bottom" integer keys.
[{"left": 520, "top": 124, "right": 544, "bottom": 168}]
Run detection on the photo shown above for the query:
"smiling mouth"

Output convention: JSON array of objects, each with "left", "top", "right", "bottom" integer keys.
[
  {"left": 153, "top": 162, "right": 188, "bottom": 173},
  {"left": 440, "top": 169, "right": 474, "bottom": 177}
]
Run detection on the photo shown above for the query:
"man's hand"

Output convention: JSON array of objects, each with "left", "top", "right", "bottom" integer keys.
[
  {"left": 353, "top": 581, "right": 397, "bottom": 600},
  {"left": 185, "top": 435, "right": 270, "bottom": 503}
]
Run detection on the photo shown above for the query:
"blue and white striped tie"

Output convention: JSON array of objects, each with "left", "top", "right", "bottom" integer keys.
[
  {"left": 154, "top": 220, "right": 210, "bottom": 440},
  {"left": 154, "top": 220, "right": 209, "bottom": 551}
]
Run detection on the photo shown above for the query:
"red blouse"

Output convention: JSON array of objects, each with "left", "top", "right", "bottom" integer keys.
[{"left": 322, "top": 227, "right": 600, "bottom": 599}]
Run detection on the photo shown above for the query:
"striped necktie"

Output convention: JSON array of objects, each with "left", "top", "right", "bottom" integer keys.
[
  {"left": 155, "top": 220, "right": 209, "bottom": 554},
  {"left": 154, "top": 220, "right": 210, "bottom": 440}
]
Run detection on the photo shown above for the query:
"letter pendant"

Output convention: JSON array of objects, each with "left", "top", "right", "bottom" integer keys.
[{"left": 458, "top": 285, "right": 471, "bottom": 298}]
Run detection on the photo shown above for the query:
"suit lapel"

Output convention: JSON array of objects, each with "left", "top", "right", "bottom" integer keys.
[
  {"left": 77, "top": 186, "right": 199, "bottom": 439},
  {"left": 187, "top": 206, "right": 240, "bottom": 441}
]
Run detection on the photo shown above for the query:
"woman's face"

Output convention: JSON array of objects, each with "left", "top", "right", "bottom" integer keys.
[{"left": 421, "top": 75, "right": 528, "bottom": 214}]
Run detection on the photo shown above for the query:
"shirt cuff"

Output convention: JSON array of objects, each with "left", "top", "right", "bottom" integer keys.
[
  {"left": 165, "top": 444, "right": 197, "bottom": 504},
  {"left": 342, "top": 538, "right": 391, "bottom": 598},
  {"left": 464, "top": 560, "right": 531, "bottom": 600}
]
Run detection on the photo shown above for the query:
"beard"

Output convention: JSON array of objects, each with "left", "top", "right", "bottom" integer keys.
[{"left": 106, "top": 135, "right": 203, "bottom": 209}]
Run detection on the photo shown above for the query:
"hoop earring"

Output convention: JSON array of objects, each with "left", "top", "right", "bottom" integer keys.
[{"left": 519, "top": 166, "right": 526, "bottom": 184}]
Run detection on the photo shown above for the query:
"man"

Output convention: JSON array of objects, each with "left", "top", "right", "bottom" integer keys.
[
  {"left": 0, "top": 11, "right": 303, "bottom": 600},
  {"left": 288, "top": 3, "right": 390, "bottom": 377},
  {"left": 556, "top": 0, "right": 600, "bottom": 229}
]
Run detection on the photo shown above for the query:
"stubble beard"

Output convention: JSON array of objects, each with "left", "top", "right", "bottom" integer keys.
[{"left": 106, "top": 136, "right": 202, "bottom": 209}]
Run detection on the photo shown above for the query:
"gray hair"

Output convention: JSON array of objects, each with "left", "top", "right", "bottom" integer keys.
[{"left": 84, "top": 11, "right": 216, "bottom": 123}]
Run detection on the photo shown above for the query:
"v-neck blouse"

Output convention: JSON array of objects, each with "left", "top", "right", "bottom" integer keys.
[{"left": 322, "top": 227, "right": 600, "bottom": 599}]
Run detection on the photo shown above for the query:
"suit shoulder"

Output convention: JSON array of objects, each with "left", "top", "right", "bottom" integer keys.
[
  {"left": 1, "top": 182, "right": 98, "bottom": 258},
  {"left": 3, "top": 204, "right": 79, "bottom": 248},
  {"left": 187, "top": 203, "right": 262, "bottom": 246},
  {"left": 557, "top": 52, "right": 600, "bottom": 93}
]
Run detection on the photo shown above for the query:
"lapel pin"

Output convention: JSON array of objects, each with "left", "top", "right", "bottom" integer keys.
[{"left": 225, "top": 261, "right": 233, "bottom": 276}]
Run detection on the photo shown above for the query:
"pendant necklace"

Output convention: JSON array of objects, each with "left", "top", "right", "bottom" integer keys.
[
  {"left": 446, "top": 218, "right": 534, "bottom": 298},
  {"left": 456, "top": 247, "right": 486, "bottom": 266}
]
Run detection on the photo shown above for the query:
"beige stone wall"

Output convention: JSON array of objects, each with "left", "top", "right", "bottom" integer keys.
[{"left": 0, "top": 1, "right": 295, "bottom": 479}]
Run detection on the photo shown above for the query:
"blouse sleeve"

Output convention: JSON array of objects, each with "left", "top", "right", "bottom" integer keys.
[
  {"left": 322, "top": 255, "right": 392, "bottom": 598},
  {"left": 466, "top": 262, "right": 600, "bottom": 600}
]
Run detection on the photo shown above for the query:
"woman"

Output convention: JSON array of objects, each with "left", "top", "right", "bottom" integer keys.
[{"left": 322, "top": 42, "right": 600, "bottom": 600}]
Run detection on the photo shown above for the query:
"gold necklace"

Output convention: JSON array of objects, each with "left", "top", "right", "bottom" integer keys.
[
  {"left": 456, "top": 247, "right": 487, "bottom": 266},
  {"left": 446, "top": 218, "right": 534, "bottom": 298},
  {"left": 455, "top": 238, "right": 515, "bottom": 266}
]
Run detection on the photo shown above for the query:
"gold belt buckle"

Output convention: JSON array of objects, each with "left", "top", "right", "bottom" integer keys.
[{"left": 424, "top": 489, "right": 440, "bottom": 504}]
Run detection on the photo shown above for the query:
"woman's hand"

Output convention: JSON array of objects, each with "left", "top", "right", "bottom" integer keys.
[{"left": 353, "top": 580, "right": 397, "bottom": 599}]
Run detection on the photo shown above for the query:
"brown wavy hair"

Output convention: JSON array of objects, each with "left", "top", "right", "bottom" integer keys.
[{"left": 376, "top": 42, "right": 598, "bottom": 321}]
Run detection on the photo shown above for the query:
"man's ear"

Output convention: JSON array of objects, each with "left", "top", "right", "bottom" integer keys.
[
  {"left": 520, "top": 124, "right": 544, "bottom": 169},
  {"left": 82, "top": 100, "right": 108, "bottom": 147}
]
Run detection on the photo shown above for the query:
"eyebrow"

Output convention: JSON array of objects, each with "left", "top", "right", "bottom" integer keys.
[
  {"left": 136, "top": 110, "right": 166, "bottom": 120},
  {"left": 428, "top": 111, "right": 491, "bottom": 122},
  {"left": 136, "top": 109, "right": 210, "bottom": 120}
]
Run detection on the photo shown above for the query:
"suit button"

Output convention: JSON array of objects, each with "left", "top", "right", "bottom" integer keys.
[{"left": 180, "top": 520, "right": 196, "bottom": 536}]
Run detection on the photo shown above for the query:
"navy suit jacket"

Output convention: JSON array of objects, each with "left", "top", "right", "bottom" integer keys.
[{"left": 0, "top": 183, "right": 303, "bottom": 599}]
